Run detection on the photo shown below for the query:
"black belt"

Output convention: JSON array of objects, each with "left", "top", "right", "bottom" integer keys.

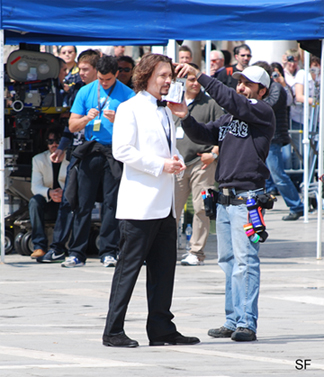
[{"left": 218, "top": 187, "right": 248, "bottom": 206}]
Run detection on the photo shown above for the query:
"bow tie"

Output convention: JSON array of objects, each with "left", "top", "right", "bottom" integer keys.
[{"left": 157, "top": 100, "right": 167, "bottom": 107}]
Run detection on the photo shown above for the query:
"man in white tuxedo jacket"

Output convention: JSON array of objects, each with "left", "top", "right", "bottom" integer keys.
[
  {"left": 102, "top": 53, "right": 200, "bottom": 348},
  {"left": 29, "top": 127, "right": 69, "bottom": 259}
]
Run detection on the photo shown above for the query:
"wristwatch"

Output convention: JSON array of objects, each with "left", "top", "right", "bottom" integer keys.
[{"left": 211, "top": 152, "right": 218, "bottom": 160}]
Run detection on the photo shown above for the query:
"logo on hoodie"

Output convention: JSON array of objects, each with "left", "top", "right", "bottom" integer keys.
[{"left": 219, "top": 119, "right": 248, "bottom": 141}]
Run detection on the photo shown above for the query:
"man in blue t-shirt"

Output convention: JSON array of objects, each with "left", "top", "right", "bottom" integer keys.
[{"left": 61, "top": 55, "right": 135, "bottom": 268}]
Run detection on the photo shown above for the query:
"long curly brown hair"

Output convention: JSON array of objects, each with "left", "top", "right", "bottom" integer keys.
[{"left": 133, "top": 53, "right": 175, "bottom": 93}]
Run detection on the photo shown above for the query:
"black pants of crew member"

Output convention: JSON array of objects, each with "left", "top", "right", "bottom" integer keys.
[
  {"left": 69, "top": 151, "right": 120, "bottom": 263},
  {"left": 29, "top": 194, "right": 60, "bottom": 251},
  {"left": 50, "top": 155, "right": 76, "bottom": 254},
  {"left": 103, "top": 212, "right": 177, "bottom": 341}
]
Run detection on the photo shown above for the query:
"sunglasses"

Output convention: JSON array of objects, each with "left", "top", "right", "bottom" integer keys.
[
  {"left": 47, "top": 138, "right": 60, "bottom": 145},
  {"left": 118, "top": 67, "right": 132, "bottom": 73},
  {"left": 239, "top": 54, "right": 252, "bottom": 58}
]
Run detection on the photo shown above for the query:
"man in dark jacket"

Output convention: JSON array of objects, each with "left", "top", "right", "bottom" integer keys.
[
  {"left": 254, "top": 61, "right": 304, "bottom": 221},
  {"left": 170, "top": 64, "right": 275, "bottom": 342},
  {"left": 216, "top": 44, "right": 252, "bottom": 89}
]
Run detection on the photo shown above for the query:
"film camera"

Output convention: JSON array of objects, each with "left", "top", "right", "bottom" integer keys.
[
  {"left": 286, "top": 55, "right": 296, "bottom": 63},
  {"left": 4, "top": 49, "right": 69, "bottom": 255}
]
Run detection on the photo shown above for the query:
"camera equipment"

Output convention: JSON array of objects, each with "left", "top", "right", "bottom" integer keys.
[
  {"left": 4, "top": 48, "right": 69, "bottom": 255},
  {"left": 162, "top": 77, "right": 186, "bottom": 103},
  {"left": 243, "top": 192, "right": 276, "bottom": 243},
  {"left": 287, "top": 55, "right": 295, "bottom": 63},
  {"left": 202, "top": 189, "right": 218, "bottom": 220},
  {"left": 271, "top": 72, "right": 279, "bottom": 79}
]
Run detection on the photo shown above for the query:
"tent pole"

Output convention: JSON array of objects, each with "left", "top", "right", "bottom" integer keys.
[
  {"left": 316, "top": 39, "right": 324, "bottom": 260},
  {"left": 0, "top": 29, "right": 5, "bottom": 263},
  {"left": 303, "top": 51, "right": 310, "bottom": 223},
  {"left": 205, "top": 41, "right": 211, "bottom": 77},
  {"left": 166, "top": 40, "right": 177, "bottom": 62}
]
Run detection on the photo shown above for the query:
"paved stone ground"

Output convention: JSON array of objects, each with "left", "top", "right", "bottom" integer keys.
[{"left": 1, "top": 196, "right": 324, "bottom": 376}]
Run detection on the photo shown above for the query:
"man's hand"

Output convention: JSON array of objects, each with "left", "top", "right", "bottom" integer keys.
[
  {"left": 175, "top": 63, "right": 200, "bottom": 79},
  {"left": 63, "top": 83, "right": 70, "bottom": 93},
  {"left": 197, "top": 152, "right": 215, "bottom": 170},
  {"left": 87, "top": 108, "right": 100, "bottom": 121},
  {"left": 163, "top": 155, "right": 186, "bottom": 175},
  {"left": 103, "top": 109, "right": 116, "bottom": 123},
  {"left": 50, "top": 149, "right": 65, "bottom": 163},
  {"left": 168, "top": 101, "right": 189, "bottom": 119},
  {"left": 272, "top": 71, "right": 286, "bottom": 87},
  {"left": 49, "top": 188, "right": 63, "bottom": 203}
]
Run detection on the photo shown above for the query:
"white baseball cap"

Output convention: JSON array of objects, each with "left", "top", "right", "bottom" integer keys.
[{"left": 232, "top": 66, "right": 270, "bottom": 89}]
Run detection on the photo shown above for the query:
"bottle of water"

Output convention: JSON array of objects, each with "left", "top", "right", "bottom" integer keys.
[{"left": 185, "top": 224, "right": 192, "bottom": 251}]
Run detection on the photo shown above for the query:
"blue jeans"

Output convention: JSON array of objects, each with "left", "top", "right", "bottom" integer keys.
[
  {"left": 266, "top": 143, "right": 303, "bottom": 214},
  {"left": 265, "top": 174, "right": 277, "bottom": 193},
  {"left": 29, "top": 194, "right": 60, "bottom": 251},
  {"left": 216, "top": 201, "right": 260, "bottom": 333}
]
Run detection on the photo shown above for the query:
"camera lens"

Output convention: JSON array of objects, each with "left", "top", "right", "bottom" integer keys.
[
  {"left": 287, "top": 55, "right": 295, "bottom": 62},
  {"left": 272, "top": 72, "right": 279, "bottom": 79}
]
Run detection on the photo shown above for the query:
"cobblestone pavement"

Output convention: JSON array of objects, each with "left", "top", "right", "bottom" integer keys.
[{"left": 1, "top": 196, "right": 324, "bottom": 376}]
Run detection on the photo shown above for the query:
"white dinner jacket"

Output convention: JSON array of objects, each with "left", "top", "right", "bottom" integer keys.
[
  {"left": 31, "top": 149, "right": 69, "bottom": 202},
  {"left": 113, "top": 91, "right": 183, "bottom": 220}
]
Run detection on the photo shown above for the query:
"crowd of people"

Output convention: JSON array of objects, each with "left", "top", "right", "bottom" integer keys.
[{"left": 25, "top": 42, "right": 320, "bottom": 347}]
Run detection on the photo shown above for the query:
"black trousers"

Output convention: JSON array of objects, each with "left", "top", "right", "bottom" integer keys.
[
  {"left": 69, "top": 152, "right": 120, "bottom": 262},
  {"left": 29, "top": 194, "right": 60, "bottom": 251},
  {"left": 103, "top": 212, "right": 177, "bottom": 341}
]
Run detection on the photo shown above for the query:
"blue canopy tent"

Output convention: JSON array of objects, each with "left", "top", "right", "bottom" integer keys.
[
  {"left": 1, "top": 0, "right": 324, "bottom": 261},
  {"left": 1, "top": 0, "right": 324, "bottom": 43}
]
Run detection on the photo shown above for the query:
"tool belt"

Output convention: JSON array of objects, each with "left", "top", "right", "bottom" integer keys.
[
  {"left": 203, "top": 188, "right": 276, "bottom": 220},
  {"left": 218, "top": 188, "right": 248, "bottom": 206}
]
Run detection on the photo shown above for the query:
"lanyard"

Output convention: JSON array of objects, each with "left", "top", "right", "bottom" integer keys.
[{"left": 97, "top": 81, "right": 116, "bottom": 117}]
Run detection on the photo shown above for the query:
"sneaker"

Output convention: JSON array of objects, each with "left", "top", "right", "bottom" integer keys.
[
  {"left": 282, "top": 211, "right": 303, "bottom": 221},
  {"left": 181, "top": 251, "right": 190, "bottom": 258},
  {"left": 180, "top": 253, "right": 204, "bottom": 266},
  {"left": 61, "top": 256, "right": 85, "bottom": 268},
  {"left": 102, "top": 255, "right": 117, "bottom": 267},
  {"left": 208, "top": 326, "right": 234, "bottom": 338},
  {"left": 37, "top": 249, "right": 65, "bottom": 263},
  {"left": 231, "top": 327, "right": 256, "bottom": 342}
]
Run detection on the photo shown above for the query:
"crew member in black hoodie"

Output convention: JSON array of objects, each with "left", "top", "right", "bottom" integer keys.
[{"left": 169, "top": 64, "right": 275, "bottom": 342}]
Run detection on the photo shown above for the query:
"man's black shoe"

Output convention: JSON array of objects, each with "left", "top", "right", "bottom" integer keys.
[
  {"left": 208, "top": 326, "right": 234, "bottom": 338},
  {"left": 149, "top": 331, "right": 200, "bottom": 346},
  {"left": 282, "top": 211, "right": 303, "bottom": 221},
  {"left": 103, "top": 333, "right": 139, "bottom": 348},
  {"left": 231, "top": 327, "right": 256, "bottom": 341}
]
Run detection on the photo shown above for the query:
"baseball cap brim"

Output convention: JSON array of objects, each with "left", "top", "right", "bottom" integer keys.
[{"left": 232, "top": 66, "right": 270, "bottom": 88}]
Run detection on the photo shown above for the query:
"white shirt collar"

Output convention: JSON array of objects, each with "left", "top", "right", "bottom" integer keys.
[{"left": 142, "top": 90, "right": 160, "bottom": 106}]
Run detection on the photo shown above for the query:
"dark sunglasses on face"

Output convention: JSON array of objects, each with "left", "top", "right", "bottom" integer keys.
[
  {"left": 239, "top": 54, "right": 252, "bottom": 58},
  {"left": 47, "top": 138, "right": 60, "bottom": 145},
  {"left": 118, "top": 67, "right": 132, "bottom": 73}
]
